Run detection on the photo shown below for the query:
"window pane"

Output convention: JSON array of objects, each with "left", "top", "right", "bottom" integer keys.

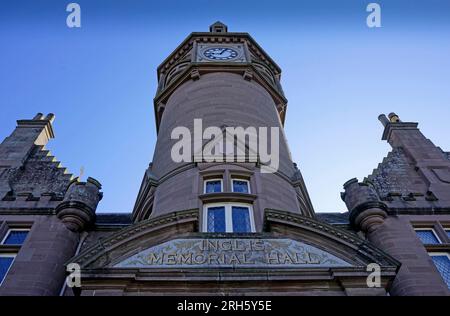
[
  {"left": 0, "top": 257, "right": 14, "bottom": 284},
  {"left": 205, "top": 180, "right": 221, "bottom": 193},
  {"left": 446, "top": 230, "right": 450, "bottom": 239},
  {"left": 3, "top": 230, "right": 29, "bottom": 245},
  {"left": 207, "top": 207, "right": 226, "bottom": 232},
  {"left": 233, "top": 180, "right": 249, "bottom": 193},
  {"left": 415, "top": 230, "right": 440, "bottom": 244},
  {"left": 431, "top": 255, "right": 450, "bottom": 289},
  {"left": 232, "top": 206, "right": 251, "bottom": 232}
]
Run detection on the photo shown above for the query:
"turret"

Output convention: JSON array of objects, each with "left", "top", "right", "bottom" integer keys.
[
  {"left": 341, "top": 178, "right": 387, "bottom": 233},
  {"left": 56, "top": 177, "right": 103, "bottom": 232},
  {"left": 133, "top": 22, "right": 315, "bottom": 230}
]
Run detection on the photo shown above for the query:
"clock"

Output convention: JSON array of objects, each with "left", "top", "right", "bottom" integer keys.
[{"left": 203, "top": 47, "right": 239, "bottom": 61}]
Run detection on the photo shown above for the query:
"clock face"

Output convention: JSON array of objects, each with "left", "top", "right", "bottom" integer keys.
[{"left": 203, "top": 47, "right": 239, "bottom": 61}]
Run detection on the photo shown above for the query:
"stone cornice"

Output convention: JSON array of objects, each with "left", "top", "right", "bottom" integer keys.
[
  {"left": 155, "top": 63, "right": 287, "bottom": 105},
  {"left": 386, "top": 207, "right": 450, "bottom": 215},
  {"left": 79, "top": 265, "right": 397, "bottom": 285},
  {"left": 68, "top": 209, "right": 199, "bottom": 268},
  {"left": 0, "top": 208, "right": 56, "bottom": 215},
  {"left": 157, "top": 32, "right": 281, "bottom": 78},
  {"left": 381, "top": 122, "right": 419, "bottom": 141},
  {"left": 264, "top": 209, "right": 400, "bottom": 268},
  {"left": 16, "top": 117, "right": 55, "bottom": 140},
  {"left": 153, "top": 63, "right": 287, "bottom": 132},
  {"left": 198, "top": 192, "right": 257, "bottom": 204},
  {"left": 348, "top": 201, "right": 388, "bottom": 228}
]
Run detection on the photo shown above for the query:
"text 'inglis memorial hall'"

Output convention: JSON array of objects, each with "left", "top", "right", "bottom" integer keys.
[{"left": 0, "top": 22, "right": 449, "bottom": 296}]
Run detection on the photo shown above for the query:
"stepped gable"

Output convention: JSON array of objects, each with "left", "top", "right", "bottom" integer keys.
[
  {"left": 365, "top": 147, "right": 428, "bottom": 200},
  {"left": 7, "top": 144, "right": 73, "bottom": 199},
  {"left": 0, "top": 113, "right": 74, "bottom": 205}
]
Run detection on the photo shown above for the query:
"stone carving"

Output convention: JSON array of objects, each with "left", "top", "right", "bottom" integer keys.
[
  {"left": 5, "top": 145, "right": 72, "bottom": 197},
  {"left": 115, "top": 238, "right": 351, "bottom": 268},
  {"left": 366, "top": 147, "right": 427, "bottom": 199}
]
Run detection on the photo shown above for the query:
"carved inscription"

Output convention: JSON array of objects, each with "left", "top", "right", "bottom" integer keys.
[{"left": 115, "top": 238, "right": 351, "bottom": 268}]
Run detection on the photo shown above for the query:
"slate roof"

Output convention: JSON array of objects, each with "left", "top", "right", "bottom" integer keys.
[
  {"left": 315, "top": 212, "right": 349, "bottom": 225},
  {"left": 95, "top": 213, "right": 133, "bottom": 226}
]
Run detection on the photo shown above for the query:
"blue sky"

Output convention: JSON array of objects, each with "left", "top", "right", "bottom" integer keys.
[{"left": 0, "top": 0, "right": 449, "bottom": 213}]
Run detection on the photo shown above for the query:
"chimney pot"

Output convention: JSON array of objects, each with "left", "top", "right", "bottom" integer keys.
[
  {"left": 378, "top": 114, "right": 390, "bottom": 127},
  {"left": 45, "top": 113, "right": 55, "bottom": 123},
  {"left": 388, "top": 112, "right": 400, "bottom": 123}
]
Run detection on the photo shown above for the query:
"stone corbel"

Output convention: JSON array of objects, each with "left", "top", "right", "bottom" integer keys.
[
  {"left": 243, "top": 68, "right": 253, "bottom": 81},
  {"left": 190, "top": 68, "right": 201, "bottom": 81}
]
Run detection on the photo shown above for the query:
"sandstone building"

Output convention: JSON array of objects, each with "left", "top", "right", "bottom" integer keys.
[{"left": 0, "top": 22, "right": 449, "bottom": 296}]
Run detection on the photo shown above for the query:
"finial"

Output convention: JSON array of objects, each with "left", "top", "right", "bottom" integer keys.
[
  {"left": 79, "top": 166, "right": 85, "bottom": 182},
  {"left": 388, "top": 112, "right": 401, "bottom": 123},
  {"left": 209, "top": 21, "right": 228, "bottom": 33}
]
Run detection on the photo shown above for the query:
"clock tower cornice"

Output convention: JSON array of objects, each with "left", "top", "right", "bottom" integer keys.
[
  {"left": 157, "top": 32, "right": 282, "bottom": 79},
  {"left": 153, "top": 24, "right": 288, "bottom": 133}
]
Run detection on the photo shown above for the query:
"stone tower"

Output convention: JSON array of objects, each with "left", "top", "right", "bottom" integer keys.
[
  {"left": 65, "top": 23, "right": 398, "bottom": 296},
  {"left": 132, "top": 21, "right": 315, "bottom": 228}
]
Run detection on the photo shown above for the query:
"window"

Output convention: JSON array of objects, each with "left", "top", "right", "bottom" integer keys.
[
  {"left": 206, "top": 206, "right": 226, "bottom": 232},
  {"left": 415, "top": 229, "right": 441, "bottom": 245},
  {"left": 231, "top": 206, "right": 252, "bottom": 232},
  {"left": 203, "top": 203, "right": 255, "bottom": 233},
  {"left": 204, "top": 179, "right": 222, "bottom": 194},
  {"left": 430, "top": 253, "right": 450, "bottom": 289},
  {"left": 1, "top": 229, "right": 29, "bottom": 245},
  {"left": 0, "top": 226, "right": 31, "bottom": 287},
  {"left": 0, "top": 254, "right": 15, "bottom": 285},
  {"left": 412, "top": 223, "right": 450, "bottom": 290},
  {"left": 232, "top": 179, "right": 250, "bottom": 194}
]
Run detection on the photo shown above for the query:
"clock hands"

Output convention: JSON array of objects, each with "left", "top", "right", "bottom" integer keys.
[{"left": 204, "top": 48, "right": 237, "bottom": 60}]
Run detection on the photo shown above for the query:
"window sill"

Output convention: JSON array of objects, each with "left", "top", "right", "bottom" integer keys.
[
  {"left": 425, "top": 244, "right": 450, "bottom": 252},
  {"left": 199, "top": 192, "right": 257, "bottom": 204},
  {"left": 0, "top": 245, "right": 21, "bottom": 253}
]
